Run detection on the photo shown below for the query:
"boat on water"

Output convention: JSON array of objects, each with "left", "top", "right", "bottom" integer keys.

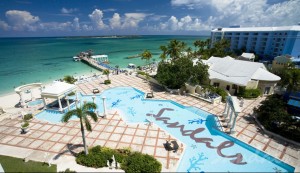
[
  {"left": 126, "top": 54, "right": 141, "bottom": 59},
  {"left": 73, "top": 56, "right": 81, "bottom": 61},
  {"left": 128, "top": 63, "right": 136, "bottom": 69}
]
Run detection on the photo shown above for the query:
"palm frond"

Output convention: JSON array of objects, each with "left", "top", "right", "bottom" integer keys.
[
  {"left": 62, "top": 109, "right": 78, "bottom": 122},
  {"left": 82, "top": 102, "right": 97, "bottom": 111},
  {"left": 84, "top": 116, "right": 92, "bottom": 131},
  {"left": 85, "top": 111, "right": 98, "bottom": 122}
]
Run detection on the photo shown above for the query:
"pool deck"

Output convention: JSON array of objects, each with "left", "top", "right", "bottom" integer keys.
[{"left": 0, "top": 73, "right": 299, "bottom": 172}]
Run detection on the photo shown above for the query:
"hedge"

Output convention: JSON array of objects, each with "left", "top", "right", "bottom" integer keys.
[
  {"left": 76, "top": 146, "right": 162, "bottom": 172},
  {"left": 122, "top": 152, "right": 162, "bottom": 173},
  {"left": 104, "top": 80, "right": 111, "bottom": 85},
  {"left": 238, "top": 87, "right": 261, "bottom": 98}
]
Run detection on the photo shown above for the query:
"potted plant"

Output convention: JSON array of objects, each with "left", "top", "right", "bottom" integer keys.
[{"left": 21, "top": 121, "right": 29, "bottom": 133}]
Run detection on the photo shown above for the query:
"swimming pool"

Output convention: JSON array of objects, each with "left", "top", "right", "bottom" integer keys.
[
  {"left": 27, "top": 99, "right": 43, "bottom": 107},
  {"left": 35, "top": 87, "right": 294, "bottom": 172}
]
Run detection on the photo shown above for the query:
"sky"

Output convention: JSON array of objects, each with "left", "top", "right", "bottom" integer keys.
[{"left": 0, "top": 0, "right": 299, "bottom": 37}]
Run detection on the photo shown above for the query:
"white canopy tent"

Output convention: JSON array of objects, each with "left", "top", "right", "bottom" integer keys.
[
  {"left": 41, "top": 82, "right": 77, "bottom": 112},
  {"left": 91, "top": 55, "right": 109, "bottom": 63}
]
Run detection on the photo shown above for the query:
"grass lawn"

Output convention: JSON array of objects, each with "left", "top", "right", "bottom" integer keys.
[{"left": 0, "top": 155, "right": 57, "bottom": 172}]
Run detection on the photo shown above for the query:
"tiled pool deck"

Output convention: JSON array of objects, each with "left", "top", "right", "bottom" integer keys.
[{"left": 0, "top": 73, "right": 299, "bottom": 171}]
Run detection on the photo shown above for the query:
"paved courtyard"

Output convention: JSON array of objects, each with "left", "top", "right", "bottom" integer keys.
[{"left": 0, "top": 73, "right": 299, "bottom": 171}]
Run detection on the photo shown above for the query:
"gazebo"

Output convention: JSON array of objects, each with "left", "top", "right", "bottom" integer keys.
[
  {"left": 41, "top": 82, "right": 77, "bottom": 112},
  {"left": 15, "top": 83, "right": 43, "bottom": 108}
]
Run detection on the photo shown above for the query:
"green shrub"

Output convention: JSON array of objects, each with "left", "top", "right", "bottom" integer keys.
[
  {"left": 76, "top": 146, "right": 127, "bottom": 168},
  {"left": 254, "top": 94, "right": 300, "bottom": 142},
  {"left": 104, "top": 80, "right": 111, "bottom": 85},
  {"left": 23, "top": 114, "right": 33, "bottom": 121},
  {"left": 76, "top": 146, "right": 162, "bottom": 172},
  {"left": 21, "top": 122, "right": 29, "bottom": 128},
  {"left": 213, "top": 88, "right": 228, "bottom": 102},
  {"left": 137, "top": 71, "right": 146, "bottom": 76},
  {"left": 238, "top": 87, "right": 261, "bottom": 98},
  {"left": 122, "top": 152, "right": 162, "bottom": 173}
]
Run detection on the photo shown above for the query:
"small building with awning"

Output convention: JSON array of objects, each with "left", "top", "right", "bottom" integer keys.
[
  {"left": 197, "top": 56, "right": 281, "bottom": 95},
  {"left": 41, "top": 82, "right": 77, "bottom": 112}
]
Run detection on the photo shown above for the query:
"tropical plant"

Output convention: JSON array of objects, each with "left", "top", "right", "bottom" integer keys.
[
  {"left": 141, "top": 50, "right": 152, "bottom": 65},
  {"left": 104, "top": 80, "right": 111, "bottom": 85},
  {"left": 122, "top": 152, "right": 162, "bottom": 173},
  {"left": 63, "top": 75, "right": 77, "bottom": 84},
  {"left": 278, "top": 69, "right": 300, "bottom": 92},
  {"left": 102, "top": 69, "right": 110, "bottom": 80},
  {"left": 61, "top": 102, "right": 98, "bottom": 155},
  {"left": 115, "top": 65, "right": 119, "bottom": 75},
  {"left": 253, "top": 94, "right": 300, "bottom": 142},
  {"left": 156, "top": 57, "right": 209, "bottom": 89},
  {"left": 160, "top": 40, "right": 187, "bottom": 61},
  {"left": 23, "top": 113, "right": 33, "bottom": 121},
  {"left": 76, "top": 146, "right": 162, "bottom": 172}
]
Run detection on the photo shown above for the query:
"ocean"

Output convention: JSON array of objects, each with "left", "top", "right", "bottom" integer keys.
[{"left": 0, "top": 35, "right": 208, "bottom": 96}]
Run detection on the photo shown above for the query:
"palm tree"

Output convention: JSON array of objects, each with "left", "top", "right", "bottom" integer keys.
[
  {"left": 141, "top": 50, "right": 152, "bottom": 66},
  {"left": 159, "top": 45, "right": 168, "bottom": 62},
  {"left": 61, "top": 102, "right": 98, "bottom": 155},
  {"left": 115, "top": 65, "right": 119, "bottom": 75},
  {"left": 167, "top": 40, "right": 186, "bottom": 60},
  {"left": 63, "top": 75, "right": 77, "bottom": 84},
  {"left": 103, "top": 69, "right": 110, "bottom": 80}
]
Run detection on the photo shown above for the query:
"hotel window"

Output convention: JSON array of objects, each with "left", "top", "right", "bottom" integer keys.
[{"left": 213, "top": 83, "right": 220, "bottom": 87}]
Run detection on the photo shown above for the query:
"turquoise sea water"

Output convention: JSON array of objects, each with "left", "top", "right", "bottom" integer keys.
[{"left": 0, "top": 35, "right": 208, "bottom": 96}]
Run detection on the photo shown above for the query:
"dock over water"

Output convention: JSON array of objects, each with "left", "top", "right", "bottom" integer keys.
[{"left": 81, "top": 57, "right": 115, "bottom": 71}]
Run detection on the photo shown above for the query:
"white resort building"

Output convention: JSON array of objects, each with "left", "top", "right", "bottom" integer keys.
[
  {"left": 210, "top": 25, "right": 300, "bottom": 59},
  {"left": 199, "top": 56, "right": 281, "bottom": 95}
]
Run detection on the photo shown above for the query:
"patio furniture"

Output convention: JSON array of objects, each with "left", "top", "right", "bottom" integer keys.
[
  {"left": 93, "top": 88, "right": 100, "bottom": 94},
  {"left": 171, "top": 140, "right": 179, "bottom": 153},
  {"left": 146, "top": 91, "right": 154, "bottom": 98},
  {"left": 163, "top": 141, "right": 174, "bottom": 151}
]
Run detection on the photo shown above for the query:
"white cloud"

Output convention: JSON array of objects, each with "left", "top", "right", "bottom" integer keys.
[
  {"left": 108, "top": 12, "right": 147, "bottom": 29},
  {"left": 160, "top": 15, "right": 209, "bottom": 31},
  {"left": 148, "top": 14, "right": 168, "bottom": 21},
  {"left": 122, "top": 13, "right": 147, "bottom": 28},
  {"left": 72, "top": 17, "right": 80, "bottom": 31},
  {"left": 88, "top": 9, "right": 107, "bottom": 29},
  {"left": 5, "top": 10, "right": 39, "bottom": 31},
  {"left": 38, "top": 21, "right": 72, "bottom": 31},
  {"left": 0, "top": 20, "right": 10, "bottom": 30},
  {"left": 109, "top": 13, "right": 121, "bottom": 29},
  {"left": 170, "top": 0, "right": 300, "bottom": 28},
  {"left": 61, "top": 7, "right": 78, "bottom": 14},
  {"left": 103, "top": 8, "right": 117, "bottom": 12}
]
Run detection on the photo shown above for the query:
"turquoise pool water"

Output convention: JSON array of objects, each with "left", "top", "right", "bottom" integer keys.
[
  {"left": 35, "top": 87, "right": 294, "bottom": 172},
  {"left": 27, "top": 99, "right": 43, "bottom": 107}
]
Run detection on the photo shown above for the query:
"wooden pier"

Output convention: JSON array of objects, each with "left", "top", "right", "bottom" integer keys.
[{"left": 81, "top": 57, "right": 110, "bottom": 71}]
